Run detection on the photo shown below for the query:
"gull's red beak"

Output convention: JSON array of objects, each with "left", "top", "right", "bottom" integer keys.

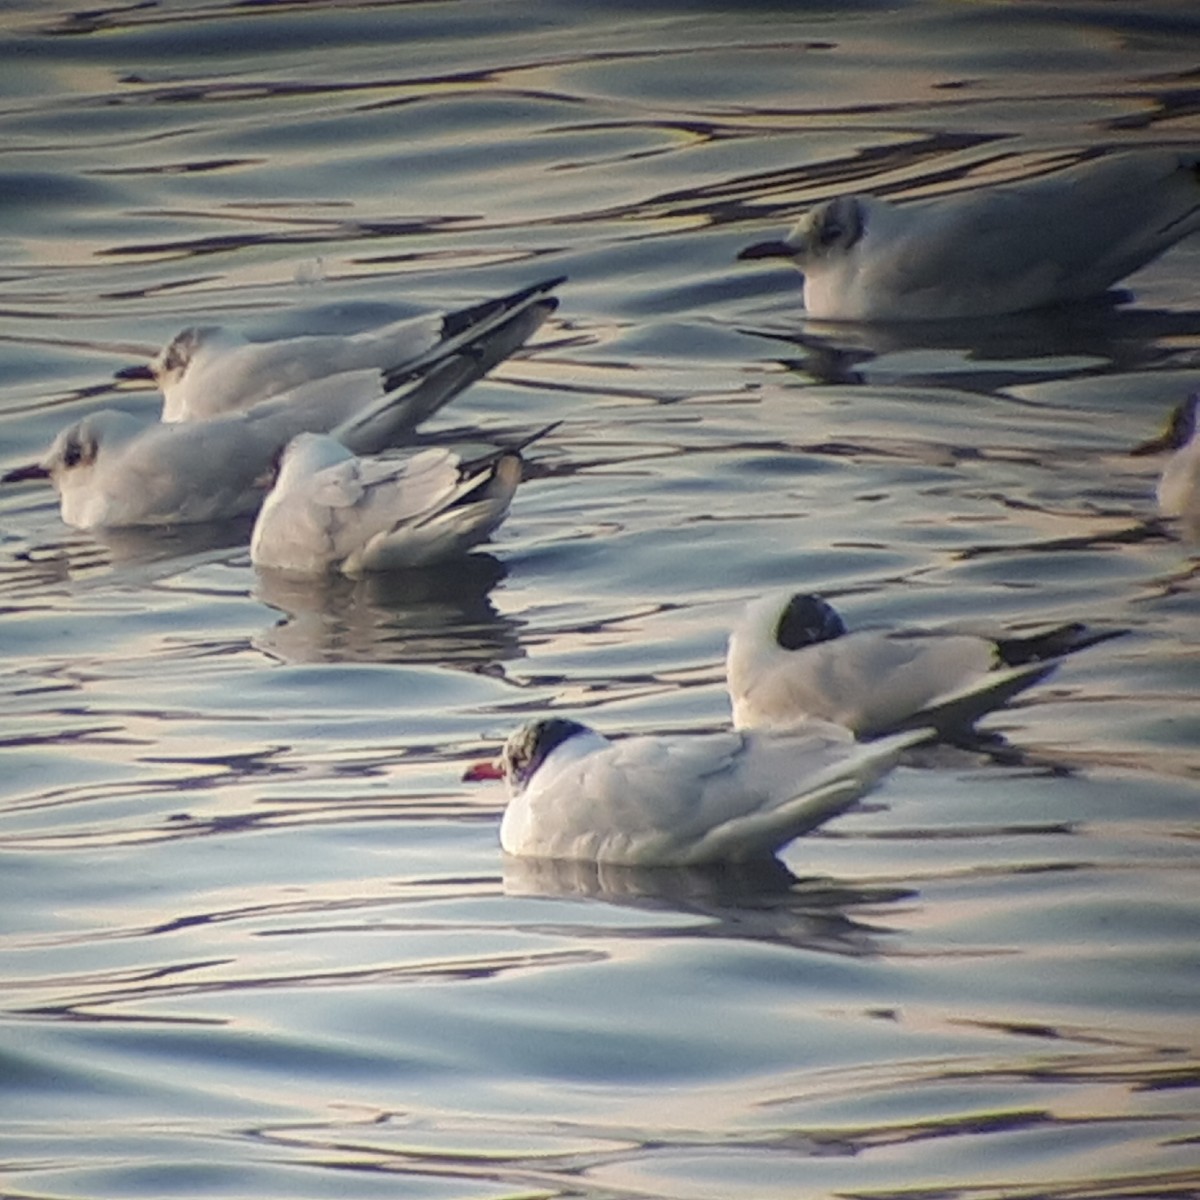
[{"left": 462, "top": 759, "right": 504, "bottom": 781}]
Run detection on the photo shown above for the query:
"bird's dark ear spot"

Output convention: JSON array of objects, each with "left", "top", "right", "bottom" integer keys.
[
  {"left": 818, "top": 198, "right": 863, "bottom": 250},
  {"left": 62, "top": 433, "right": 86, "bottom": 469},
  {"left": 775, "top": 593, "right": 847, "bottom": 650}
]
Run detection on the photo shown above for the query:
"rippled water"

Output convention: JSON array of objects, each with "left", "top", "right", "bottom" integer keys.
[{"left": 1, "top": 2, "right": 1198, "bottom": 1198}]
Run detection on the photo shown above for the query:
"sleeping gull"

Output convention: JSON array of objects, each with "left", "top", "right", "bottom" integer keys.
[{"left": 726, "top": 591, "right": 1126, "bottom": 740}]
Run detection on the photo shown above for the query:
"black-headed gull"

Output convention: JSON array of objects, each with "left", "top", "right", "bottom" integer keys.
[
  {"left": 463, "top": 716, "right": 924, "bottom": 866},
  {"left": 118, "top": 277, "right": 564, "bottom": 421},
  {"left": 726, "top": 592, "right": 1125, "bottom": 740},
  {"left": 1131, "top": 393, "right": 1200, "bottom": 528},
  {"left": 250, "top": 426, "right": 552, "bottom": 576},
  {"left": 3, "top": 342, "right": 517, "bottom": 529},
  {"left": 739, "top": 150, "right": 1200, "bottom": 321}
]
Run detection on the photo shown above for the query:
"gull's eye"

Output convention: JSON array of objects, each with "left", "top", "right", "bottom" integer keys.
[
  {"left": 817, "top": 218, "right": 843, "bottom": 247},
  {"left": 62, "top": 437, "right": 84, "bottom": 468}
]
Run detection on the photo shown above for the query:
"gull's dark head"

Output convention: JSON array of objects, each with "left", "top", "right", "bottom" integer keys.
[
  {"left": 500, "top": 717, "right": 591, "bottom": 793},
  {"left": 775, "top": 593, "right": 847, "bottom": 651}
]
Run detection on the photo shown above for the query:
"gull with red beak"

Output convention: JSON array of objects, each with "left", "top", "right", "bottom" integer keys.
[{"left": 463, "top": 717, "right": 924, "bottom": 866}]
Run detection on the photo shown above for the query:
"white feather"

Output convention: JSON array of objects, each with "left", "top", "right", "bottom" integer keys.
[{"left": 250, "top": 434, "right": 523, "bottom": 577}]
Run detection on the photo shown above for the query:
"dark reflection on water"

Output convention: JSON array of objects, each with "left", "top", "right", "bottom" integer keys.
[
  {"left": 253, "top": 552, "right": 523, "bottom": 667},
  {"left": 503, "top": 856, "right": 910, "bottom": 957}
]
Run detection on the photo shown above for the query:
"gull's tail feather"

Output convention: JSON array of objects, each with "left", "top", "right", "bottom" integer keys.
[
  {"left": 335, "top": 291, "right": 560, "bottom": 454},
  {"left": 686, "top": 728, "right": 927, "bottom": 865},
  {"left": 379, "top": 276, "right": 565, "bottom": 382},
  {"left": 993, "top": 623, "right": 1128, "bottom": 667},
  {"left": 886, "top": 660, "right": 1058, "bottom": 737}
]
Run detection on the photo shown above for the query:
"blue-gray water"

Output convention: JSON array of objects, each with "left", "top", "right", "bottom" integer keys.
[{"left": 1, "top": 3, "right": 1198, "bottom": 1198}]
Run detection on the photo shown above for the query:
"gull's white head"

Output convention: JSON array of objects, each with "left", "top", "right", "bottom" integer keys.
[
  {"left": 2, "top": 410, "right": 130, "bottom": 502},
  {"left": 116, "top": 326, "right": 230, "bottom": 391},
  {"left": 501, "top": 717, "right": 594, "bottom": 794},
  {"left": 40, "top": 411, "right": 142, "bottom": 482},
  {"left": 739, "top": 196, "right": 867, "bottom": 269},
  {"left": 5, "top": 410, "right": 145, "bottom": 527},
  {"left": 736, "top": 590, "right": 849, "bottom": 655},
  {"left": 726, "top": 591, "right": 850, "bottom": 726},
  {"left": 150, "top": 326, "right": 230, "bottom": 389}
]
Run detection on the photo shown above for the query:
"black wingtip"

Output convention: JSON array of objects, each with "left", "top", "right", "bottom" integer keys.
[
  {"left": 994, "top": 623, "right": 1130, "bottom": 667},
  {"left": 440, "top": 276, "right": 566, "bottom": 342}
]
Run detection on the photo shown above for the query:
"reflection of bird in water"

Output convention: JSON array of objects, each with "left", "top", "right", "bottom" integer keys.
[
  {"left": 252, "top": 552, "right": 523, "bottom": 668},
  {"left": 502, "top": 855, "right": 906, "bottom": 959},
  {"left": 0, "top": 515, "right": 258, "bottom": 596},
  {"left": 739, "top": 150, "right": 1200, "bottom": 321},
  {"left": 744, "top": 299, "right": 1200, "bottom": 390},
  {"left": 1132, "top": 393, "right": 1200, "bottom": 538}
]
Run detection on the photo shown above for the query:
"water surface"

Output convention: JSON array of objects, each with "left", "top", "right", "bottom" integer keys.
[{"left": 1, "top": 3, "right": 1198, "bottom": 1198}]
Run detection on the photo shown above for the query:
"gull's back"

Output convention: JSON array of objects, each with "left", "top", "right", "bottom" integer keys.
[
  {"left": 810, "top": 150, "right": 1200, "bottom": 320},
  {"left": 162, "top": 317, "right": 441, "bottom": 421}
]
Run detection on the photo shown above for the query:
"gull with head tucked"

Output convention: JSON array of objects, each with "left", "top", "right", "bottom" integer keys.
[
  {"left": 739, "top": 150, "right": 1200, "bottom": 321},
  {"left": 726, "top": 591, "right": 1126, "bottom": 741}
]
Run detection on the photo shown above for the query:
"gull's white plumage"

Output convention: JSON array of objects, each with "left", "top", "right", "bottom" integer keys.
[
  {"left": 727, "top": 592, "right": 1124, "bottom": 740},
  {"left": 1132, "top": 393, "right": 1200, "bottom": 527},
  {"left": 122, "top": 277, "right": 565, "bottom": 421},
  {"left": 250, "top": 433, "right": 525, "bottom": 576},
  {"left": 739, "top": 150, "right": 1200, "bottom": 321},
  {"left": 469, "top": 716, "right": 922, "bottom": 866},
  {"left": 6, "top": 281, "right": 560, "bottom": 529}
]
